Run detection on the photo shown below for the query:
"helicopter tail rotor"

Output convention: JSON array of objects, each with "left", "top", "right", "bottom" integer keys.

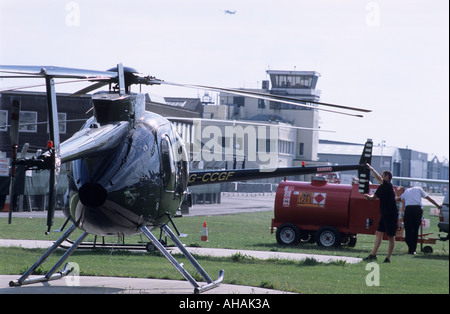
[
  {"left": 358, "top": 139, "right": 373, "bottom": 194},
  {"left": 5, "top": 89, "right": 61, "bottom": 233}
]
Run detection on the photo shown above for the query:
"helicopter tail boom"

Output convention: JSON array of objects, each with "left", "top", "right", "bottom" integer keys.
[
  {"left": 188, "top": 165, "right": 362, "bottom": 186},
  {"left": 188, "top": 139, "right": 373, "bottom": 190}
]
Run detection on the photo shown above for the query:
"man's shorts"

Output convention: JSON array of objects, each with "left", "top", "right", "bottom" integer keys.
[{"left": 377, "top": 214, "right": 398, "bottom": 237}]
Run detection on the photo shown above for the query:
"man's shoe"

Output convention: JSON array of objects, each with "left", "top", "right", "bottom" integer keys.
[
  {"left": 383, "top": 258, "right": 390, "bottom": 263},
  {"left": 363, "top": 254, "right": 377, "bottom": 261}
]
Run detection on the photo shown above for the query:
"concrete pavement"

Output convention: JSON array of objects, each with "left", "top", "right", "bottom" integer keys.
[
  {"left": 168, "top": 246, "right": 362, "bottom": 264},
  {"left": 0, "top": 240, "right": 296, "bottom": 294},
  {"left": 0, "top": 275, "right": 291, "bottom": 294},
  {"left": 0, "top": 238, "right": 362, "bottom": 264},
  {"left": 0, "top": 238, "right": 361, "bottom": 294}
]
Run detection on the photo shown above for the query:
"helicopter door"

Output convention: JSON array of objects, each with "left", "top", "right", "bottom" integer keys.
[{"left": 160, "top": 134, "right": 176, "bottom": 191}]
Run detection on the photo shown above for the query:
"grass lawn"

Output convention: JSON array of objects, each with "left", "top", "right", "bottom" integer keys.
[{"left": 0, "top": 207, "right": 448, "bottom": 293}]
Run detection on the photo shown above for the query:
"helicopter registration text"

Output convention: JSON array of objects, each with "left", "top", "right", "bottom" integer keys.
[{"left": 188, "top": 171, "right": 235, "bottom": 183}]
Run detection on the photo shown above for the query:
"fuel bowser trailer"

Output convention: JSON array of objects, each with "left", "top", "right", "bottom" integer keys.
[{"left": 271, "top": 177, "right": 406, "bottom": 248}]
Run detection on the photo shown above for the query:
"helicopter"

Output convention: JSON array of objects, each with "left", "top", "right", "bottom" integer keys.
[{"left": 0, "top": 63, "right": 373, "bottom": 293}]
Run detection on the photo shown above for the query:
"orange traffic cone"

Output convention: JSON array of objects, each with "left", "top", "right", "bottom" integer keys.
[
  {"left": 201, "top": 221, "right": 208, "bottom": 241},
  {"left": 1, "top": 202, "right": 9, "bottom": 212}
]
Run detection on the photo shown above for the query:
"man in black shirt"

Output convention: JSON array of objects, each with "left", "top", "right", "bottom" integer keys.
[{"left": 363, "top": 163, "right": 399, "bottom": 263}]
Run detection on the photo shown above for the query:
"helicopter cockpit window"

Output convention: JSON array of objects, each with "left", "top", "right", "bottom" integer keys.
[
  {"left": 173, "top": 131, "right": 189, "bottom": 195},
  {"left": 160, "top": 134, "right": 175, "bottom": 191}
]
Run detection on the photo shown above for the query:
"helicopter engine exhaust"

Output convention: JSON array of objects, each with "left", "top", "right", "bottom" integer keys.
[{"left": 78, "top": 183, "right": 107, "bottom": 207}]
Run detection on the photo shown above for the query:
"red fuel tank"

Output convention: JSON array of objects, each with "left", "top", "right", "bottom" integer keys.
[{"left": 273, "top": 178, "right": 352, "bottom": 233}]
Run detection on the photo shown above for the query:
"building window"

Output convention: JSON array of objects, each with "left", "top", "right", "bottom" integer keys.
[
  {"left": 19, "top": 111, "right": 37, "bottom": 133},
  {"left": 0, "top": 110, "right": 7, "bottom": 132},
  {"left": 58, "top": 112, "right": 67, "bottom": 134},
  {"left": 258, "top": 99, "right": 266, "bottom": 109},
  {"left": 46, "top": 112, "right": 67, "bottom": 134},
  {"left": 233, "top": 96, "right": 245, "bottom": 107},
  {"left": 298, "top": 143, "right": 304, "bottom": 156},
  {"left": 278, "top": 140, "right": 294, "bottom": 155},
  {"left": 272, "top": 75, "right": 313, "bottom": 89}
]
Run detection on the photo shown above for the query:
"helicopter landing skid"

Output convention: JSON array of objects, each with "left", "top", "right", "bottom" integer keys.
[
  {"left": 140, "top": 224, "right": 224, "bottom": 294},
  {"left": 9, "top": 224, "right": 88, "bottom": 287}
]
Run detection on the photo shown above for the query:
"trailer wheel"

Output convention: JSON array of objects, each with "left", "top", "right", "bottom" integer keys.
[
  {"left": 276, "top": 223, "right": 301, "bottom": 245},
  {"left": 342, "top": 234, "right": 357, "bottom": 247},
  {"left": 316, "top": 226, "right": 341, "bottom": 248}
]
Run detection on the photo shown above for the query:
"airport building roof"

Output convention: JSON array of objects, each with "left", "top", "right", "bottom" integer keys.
[{"left": 319, "top": 140, "right": 399, "bottom": 157}]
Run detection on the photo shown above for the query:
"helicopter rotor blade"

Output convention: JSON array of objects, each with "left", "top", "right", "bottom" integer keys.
[
  {"left": 0, "top": 77, "right": 112, "bottom": 94},
  {"left": 2, "top": 65, "right": 371, "bottom": 117},
  {"left": 71, "top": 81, "right": 110, "bottom": 96},
  {"left": 0, "top": 65, "right": 118, "bottom": 80},
  {"left": 7, "top": 99, "right": 21, "bottom": 224},
  {"left": 44, "top": 77, "right": 61, "bottom": 234},
  {"left": 9, "top": 100, "right": 20, "bottom": 146},
  {"left": 46, "top": 151, "right": 59, "bottom": 235},
  {"left": 0, "top": 83, "right": 49, "bottom": 93},
  {"left": 0, "top": 64, "right": 132, "bottom": 96},
  {"left": 209, "top": 87, "right": 371, "bottom": 113},
  {"left": 153, "top": 80, "right": 368, "bottom": 118},
  {"left": 166, "top": 117, "right": 336, "bottom": 133}
]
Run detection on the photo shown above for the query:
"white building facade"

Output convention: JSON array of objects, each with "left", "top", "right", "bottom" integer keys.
[{"left": 202, "top": 70, "right": 323, "bottom": 170}]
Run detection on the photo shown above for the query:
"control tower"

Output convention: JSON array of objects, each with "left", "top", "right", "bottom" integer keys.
[
  {"left": 266, "top": 70, "right": 321, "bottom": 108},
  {"left": 264, "top": 70, "right": 321, "bottom": 162}
]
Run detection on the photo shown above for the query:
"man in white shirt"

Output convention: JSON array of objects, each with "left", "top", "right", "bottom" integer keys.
[{"left": 397, "top": 186, "right": 442, "bottom": 254}]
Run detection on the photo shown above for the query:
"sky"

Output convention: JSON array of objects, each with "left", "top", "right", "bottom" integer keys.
[{"left": 1, "top": 0, "right": 449, "bottom": 160}]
